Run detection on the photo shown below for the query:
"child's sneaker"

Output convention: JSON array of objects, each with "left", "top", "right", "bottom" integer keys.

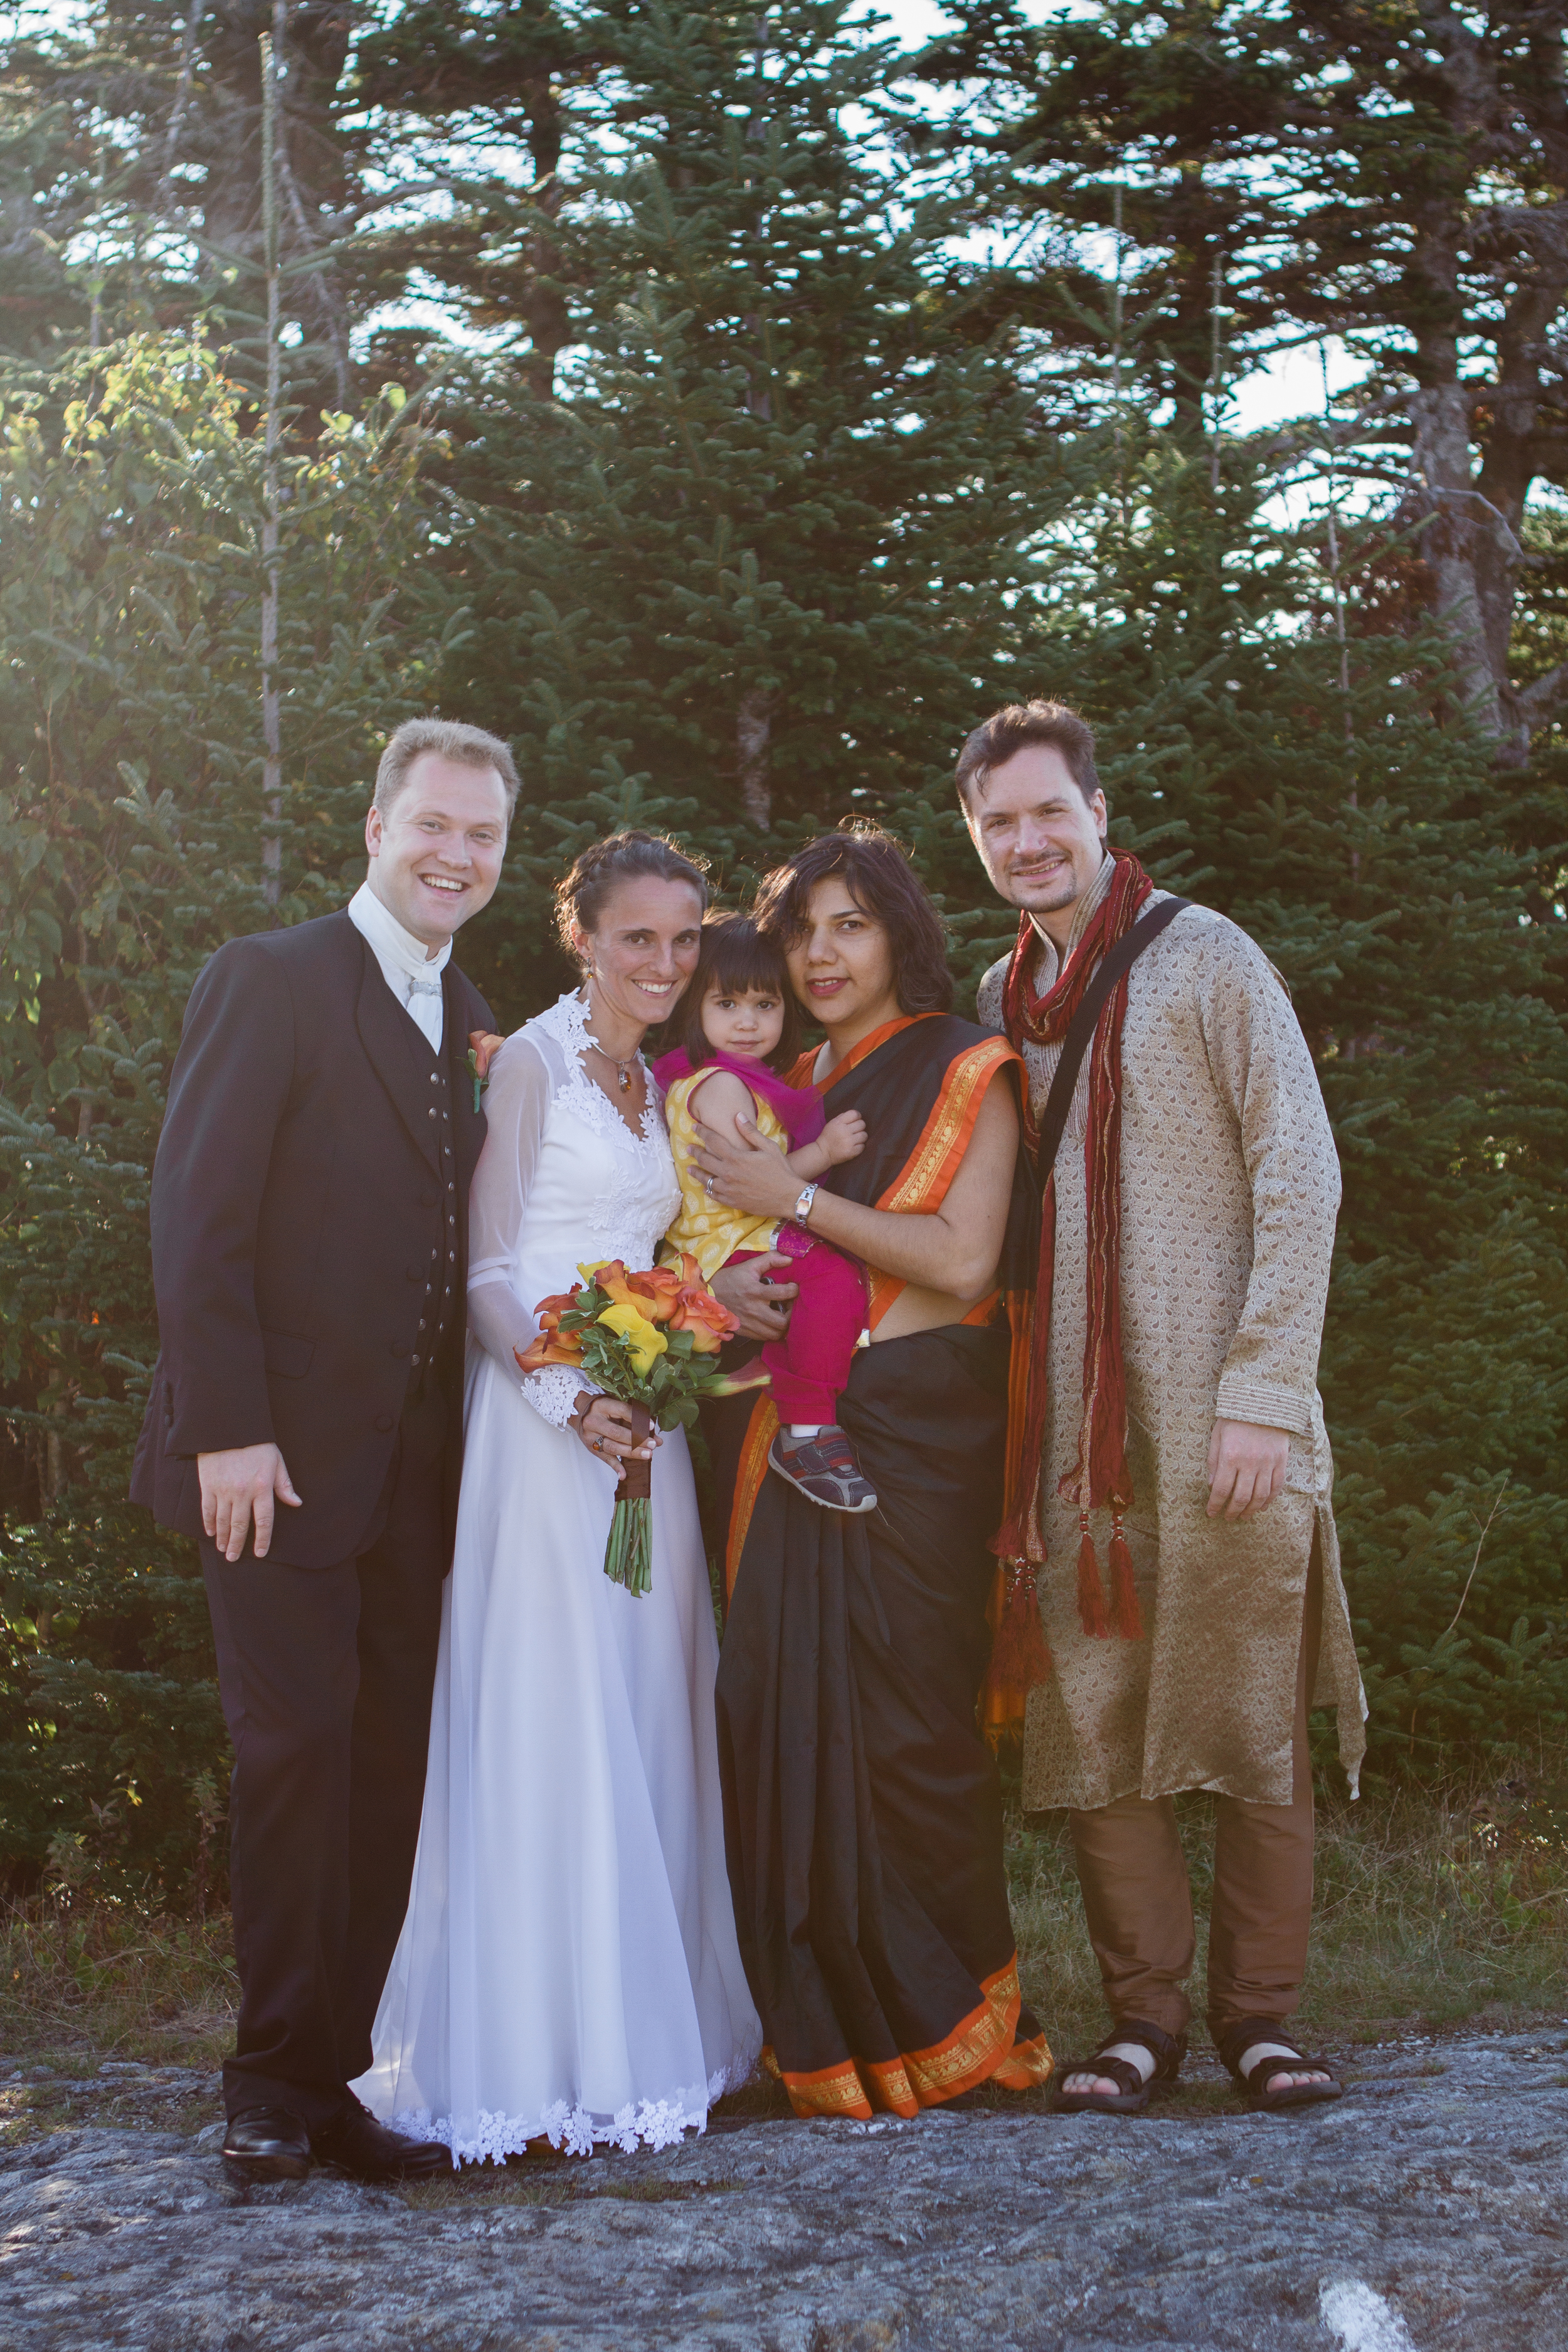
[{"left": 768, "top": 1426, "right": 877, "bottom": 1513}]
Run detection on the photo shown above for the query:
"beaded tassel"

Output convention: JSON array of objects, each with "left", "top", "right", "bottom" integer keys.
[
  {"left": 1108, "top": 1510, "right": 1145, "bottom": 1641},
  {"left": 1076, "top": 1507, "right": 1110, "bottom": 1638}
]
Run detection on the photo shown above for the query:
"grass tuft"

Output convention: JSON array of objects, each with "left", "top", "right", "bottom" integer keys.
[
  {"left": 1011, "top": 1764, "right": 1568, "bottom": 2061},
  {"left": 0, "top": 1766, "right": 1561, "bottom": 2155},
  {"left": 0, "top": 1898, "right": 235, "bottom": 2079}
]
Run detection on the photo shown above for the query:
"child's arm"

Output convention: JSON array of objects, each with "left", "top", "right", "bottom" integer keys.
[
  {"left": 686, "top": 1067, "right": 760, "bottom": 1145},
  {"left": 785, "top": 1109, "right": 867, "bottom": 1180}
]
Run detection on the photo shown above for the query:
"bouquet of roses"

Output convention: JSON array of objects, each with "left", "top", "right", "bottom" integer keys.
[{"left": 517, "top": 1255, "right": 750, "bottom": 1597}]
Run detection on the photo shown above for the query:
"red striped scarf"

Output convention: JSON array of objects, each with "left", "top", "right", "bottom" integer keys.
[{"left": 982, "top": 852, "right": 1151, "bottom": 1744}]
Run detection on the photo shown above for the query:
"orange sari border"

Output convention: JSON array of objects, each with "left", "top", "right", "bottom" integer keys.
[
  {"left": 787, "top": 1012, "right": 935, "bottom": 1098},
  {"left": 867, "top": 1032, "right": 1022, "bottom": 1331},
  {"left": 729, "top": 1021, "right": 1022, "bottom": 1572},
  {"left": 724, "top": 1394, "right": 779, "bottom": 1604},
  {"left": 776, "top": 1956, "right": 1054, "bottom": 2119}
]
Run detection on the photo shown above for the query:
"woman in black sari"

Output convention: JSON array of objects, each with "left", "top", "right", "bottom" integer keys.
[{"left": 692, "top": 829, "right": 1053, "bottom": 2119}]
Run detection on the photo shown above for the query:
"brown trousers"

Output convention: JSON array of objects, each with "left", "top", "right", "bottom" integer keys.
[{"left": 1067, "top": 1543, "right": 1322, "bottom": 2045}]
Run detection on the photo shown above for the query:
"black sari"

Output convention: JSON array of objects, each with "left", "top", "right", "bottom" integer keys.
[{"left": 704, "top": 1014, "right": 1053, "bottom": 2117}]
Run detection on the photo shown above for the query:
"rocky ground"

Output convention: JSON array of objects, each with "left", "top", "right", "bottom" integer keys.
[{"left": 0, "top": 2030, "right": 1563, "bottom": 2349}]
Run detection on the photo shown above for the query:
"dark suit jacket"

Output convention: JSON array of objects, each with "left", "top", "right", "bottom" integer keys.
[{"left": 130, "top": 909, "right": 494, "bottom": 1567}]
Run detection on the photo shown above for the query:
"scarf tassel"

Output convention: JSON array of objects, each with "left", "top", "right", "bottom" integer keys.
[
  {"left": 980, "top": 1559, "right": 1053, "bottom": 1751},
  {"left": 1076, "top": 1510, "right": 1110, "bottom": 1639},
  {"left": 1108, "top": 1512, "right": 1145, "bottom": 1641},
  {"left": 1076, "top": 1508, "right": 1145, "bottom": 1642}
]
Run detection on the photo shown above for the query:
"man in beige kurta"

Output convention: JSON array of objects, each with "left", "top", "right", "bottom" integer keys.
[{"left": 962, "top": 697, "right": 1365, "bottom": 2106}]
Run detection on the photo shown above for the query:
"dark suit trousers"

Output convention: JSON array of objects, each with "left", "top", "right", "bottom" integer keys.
[{"left": 201, "top": 1376, "right": 448, "bottom": 2125}]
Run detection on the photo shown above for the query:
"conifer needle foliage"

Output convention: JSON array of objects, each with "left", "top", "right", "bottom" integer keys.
[{"left": 0, "top": 1, "right": 1564, "bottom": 1902}]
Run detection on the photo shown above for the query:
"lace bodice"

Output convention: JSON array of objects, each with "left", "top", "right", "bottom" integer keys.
[{"left": 467, "top": 992, "right": 682, "bottom": 1425}]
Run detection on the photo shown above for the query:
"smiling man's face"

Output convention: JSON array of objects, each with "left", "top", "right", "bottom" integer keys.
[
  {"left": 963, "top": 742, "right": 1108, "bottom": 953},
  {"left": 364, "top": 754, "right": 510, "bottom": 952}
]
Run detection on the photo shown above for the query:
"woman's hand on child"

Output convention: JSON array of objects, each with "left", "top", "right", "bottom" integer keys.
[
  {"left": 692, "top": 1111, "right": 799, "bottom": 1221},
  {"left": 821, "top": 1111, "right": 867, "bottom": 1165},
  {"left": 709, "top": 1253, "right": 797, "bottom": 1338}
]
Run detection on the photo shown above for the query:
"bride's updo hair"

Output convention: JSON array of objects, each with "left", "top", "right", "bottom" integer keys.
[{"left": 554, "top": 829, "right": 710, "bottom": 963}]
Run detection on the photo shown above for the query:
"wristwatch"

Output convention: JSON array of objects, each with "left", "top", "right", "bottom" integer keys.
[{"left": 794, "top": 1181, "right": 818, "bottom": 1226}]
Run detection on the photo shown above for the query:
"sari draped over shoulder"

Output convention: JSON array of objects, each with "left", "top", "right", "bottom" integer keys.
[{"left": 706, "top": 1014, "right": 1055, "bottom": 2119}]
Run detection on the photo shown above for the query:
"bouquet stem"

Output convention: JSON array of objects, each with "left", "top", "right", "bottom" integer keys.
[{"left": 605, "top": 1402, "right": 654, "bottom": 1597}]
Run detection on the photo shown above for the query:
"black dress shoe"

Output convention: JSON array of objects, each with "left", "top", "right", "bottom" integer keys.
[
  {"left": 222, "top": 2106, "right": 312, "bottom": 2183},
  {"left": 310, "top": 2094, "right": 451, "bottom": 2183}
]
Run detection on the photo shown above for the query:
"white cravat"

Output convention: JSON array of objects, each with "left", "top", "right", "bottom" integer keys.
[{"left": 347, "top": 881, "right": 450, "bottom": 1054}]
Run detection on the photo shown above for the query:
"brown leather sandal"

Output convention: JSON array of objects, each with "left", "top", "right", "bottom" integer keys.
[
  {"left": 1217, "top": 2018, "right": 1344, "bottom": 2112},
  {"left": 1050, "top": 2019, "right": 1185, "bottom": 2115}
]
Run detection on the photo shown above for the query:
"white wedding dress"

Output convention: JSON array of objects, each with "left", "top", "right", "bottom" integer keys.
[{"left": 353, "top": 990, "right": 760, "bottom": 2161}]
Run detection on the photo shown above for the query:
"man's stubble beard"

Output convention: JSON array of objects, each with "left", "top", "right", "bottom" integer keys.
[{"left": 999, "top": 864, "right": 1083, "bottom": 916}]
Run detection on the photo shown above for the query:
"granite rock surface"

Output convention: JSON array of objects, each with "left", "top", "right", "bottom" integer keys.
[{"left": 0, "top": 2031, "right": 1563, "bottom": 2349}]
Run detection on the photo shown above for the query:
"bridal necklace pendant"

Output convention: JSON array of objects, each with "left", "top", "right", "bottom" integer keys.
[
  {"left": 582, "top": 983, "right": 635, "bottom": 1091},
  {"left": 589, "top": 1041, "right": 634, "bottom": 1093}
]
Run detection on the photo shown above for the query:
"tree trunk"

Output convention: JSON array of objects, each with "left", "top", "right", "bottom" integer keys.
[
  {"left": 1409, "top": 381, "right": 1507, "bottom": 742},
  {"left": 736, "top": 687, "right": 775, "bottom": 829}
]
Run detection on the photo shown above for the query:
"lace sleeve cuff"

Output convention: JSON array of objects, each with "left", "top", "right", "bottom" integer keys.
[{"left": 524, "top": 1364, "right": 595, "bottom": 1430}]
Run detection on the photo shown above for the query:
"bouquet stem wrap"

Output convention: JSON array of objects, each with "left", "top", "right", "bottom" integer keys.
[{"left": 605, "top": 1402, "right": 654, "bottom": 1596}]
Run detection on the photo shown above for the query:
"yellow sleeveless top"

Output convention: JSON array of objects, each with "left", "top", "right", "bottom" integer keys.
[{"left": 661, "top": 1067, "right": 786, "bottom": 1280}]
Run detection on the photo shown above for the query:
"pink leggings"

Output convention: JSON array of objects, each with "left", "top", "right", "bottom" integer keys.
[{"left": 729, "top": 1231, "right": 868, "bottom": 1427}]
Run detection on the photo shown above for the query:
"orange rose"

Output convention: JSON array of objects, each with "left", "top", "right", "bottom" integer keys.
[
  {"left": 625, "top": 1264, "right": 684, "bottom": 1324},
  {"left": 469, "top": 1029, "right": 507, "bottom": 1081},
  {"left": 581, "top": 1260, "right": 684, "bottom": 1324},
  {"left": 667, "top": 1277, "right": 738, "bottom": 1355}
]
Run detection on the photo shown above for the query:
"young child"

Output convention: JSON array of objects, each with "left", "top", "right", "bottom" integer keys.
[{"left": 654, "top": 914, "right": 876, "bottom": 1513}]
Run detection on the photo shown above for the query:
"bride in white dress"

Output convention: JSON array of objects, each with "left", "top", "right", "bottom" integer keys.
[{"left": 355, "top": 833, "right": 760, "bottom": 2160}]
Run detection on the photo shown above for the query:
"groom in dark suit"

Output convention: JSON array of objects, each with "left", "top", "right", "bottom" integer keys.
[{"left": 132, "top": 718, "right": 514, "bottom": 2183}]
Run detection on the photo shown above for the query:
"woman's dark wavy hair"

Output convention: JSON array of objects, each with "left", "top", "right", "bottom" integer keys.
[
  {"left": 670, "top": 913, "right": 803, "bottom": 1075},
  {"left": 752, "top": 824, "right": 953, "bottom": 1017}
]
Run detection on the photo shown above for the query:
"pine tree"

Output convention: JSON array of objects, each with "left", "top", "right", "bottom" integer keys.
[
  {"left": 386, "top": 0, "right": 1089, "bottom": 1020},
  {"left": 0, "top": 330, "right": 441, "bottom": 1892},
  {"left": 934, "top": 0, "right": 1568, "bottom": 763},
  {"left": 923, "top": 413, "right": 1568, "bottom": 1775}
]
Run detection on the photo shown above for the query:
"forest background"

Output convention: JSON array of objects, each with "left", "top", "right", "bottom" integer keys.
[{"left": 0, "top": 0, "right": 1565, "bottom": 1919}]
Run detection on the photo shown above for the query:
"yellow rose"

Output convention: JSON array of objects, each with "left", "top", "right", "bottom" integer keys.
[{"left": 596, "top": 1300, "right": 668, "bottom": 1380}]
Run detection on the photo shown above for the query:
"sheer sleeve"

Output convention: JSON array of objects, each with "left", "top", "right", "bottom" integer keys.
[{"left": 466, "top": 1032, "right": 596, "bottom": 1429}]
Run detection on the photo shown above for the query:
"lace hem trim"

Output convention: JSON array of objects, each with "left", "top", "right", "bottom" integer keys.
[{"left": 394, "top": 2047, "right": 760, "bottom": 2168}]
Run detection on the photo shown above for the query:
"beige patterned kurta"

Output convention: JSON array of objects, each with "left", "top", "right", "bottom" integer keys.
[{"left": 977, "top": 863, "right": 1367, "bottom": 1810}]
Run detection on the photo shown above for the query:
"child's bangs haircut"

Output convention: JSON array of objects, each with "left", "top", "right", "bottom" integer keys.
[{"left": 673, "top": 911, "right": 803, "bottom": 1074}]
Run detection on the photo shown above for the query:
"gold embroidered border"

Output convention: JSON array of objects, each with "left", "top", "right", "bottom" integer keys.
[
  {"left": 876, "top": 1036, "right": 1022, "bottom": 1220},
  {"left": 866, "top": 1036, "right": 1022, "bottom": 1330},
  {"left": 778, "top": 1954, "right": 1052, "bottom": 2119}
]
